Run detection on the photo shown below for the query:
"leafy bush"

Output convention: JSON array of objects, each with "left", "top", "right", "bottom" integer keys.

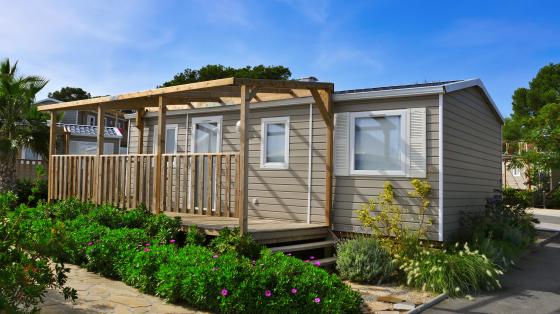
[
  {"left": 0, "top": 191, "right": 18, "bottom": 212},
  {"left": 502, "top": 187, "right": 532, "bottom": 209},
  {"left": 89, "top": 203, "right": 126, "bottom": 228},
  {"left": 156, "top": 246, "right": 362, "bottom": 313},
  {"left": 210, "top": 227, "right": 262, "bottom": 259},
  {"left": 336, "top": 237, "right": 394, "bottom": 284},
  {"left": 184, "top": 224, "right": 207, "bottom": 246},
  {"left": 144, "top": 213, "right": 182, "bottom": 243},
  {"left": 64, "top": 218, "right": 110, "bottom": 265},
  {"left": 118, "top": 244, "right": 178, "bottom": 294},
  {"left": 398, "top": 243, "right": 502, "bottom": 297},
  {"left": 42, "top": 198, "right": 95, "bottom": 221},
  {"left": 84, "top": 228, "right": 150, "bottom": 278}
]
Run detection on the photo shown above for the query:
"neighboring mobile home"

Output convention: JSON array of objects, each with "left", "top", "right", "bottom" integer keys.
[{"left": 39, "top": 78, "right": 503, "bottom": 243}]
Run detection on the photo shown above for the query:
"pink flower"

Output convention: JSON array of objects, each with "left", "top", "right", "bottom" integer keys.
[
  {"left": 221, "top": 288, "right": 228, "bottom": 297},
  {"left": 264, "top": 290, "right": 272, "bottom": 297},
  {"left": 169, "top": 239, "right": 176, "bottom": 243},
  {"left": 304, "top": 260, "right": 310, "bottom": 263},
  {"left": 286, "top": 253, "right": 292, "bottom": 256},
  {"left": 314, "top": 261, "right": 321, "bottom": 266},
  {"left": 144, "top": 248, "right": 150, "bottom": 252},
  {"left": 213, "top": 267, "right": 219, "bottom": 271},
  {"left": 145, "top": 243, "right": 150, "bottom": 246},
  {"left": 314, "top": 297, "right": 321, "bottom": 303},
  {"left": 291, "top": 288, "right": 298, "bottom": 294},
  {"left": 87, "top": 242, "right": 93, "bottom": 246},
  {"left": 309, "top": 256, "right": 315, "bottom": 260},
  {"left": 213, "top": 255, "right": 219, "bottom": 258}
]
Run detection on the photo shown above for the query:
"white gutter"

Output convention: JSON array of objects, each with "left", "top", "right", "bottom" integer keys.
[
  {"left": 438, "top": 93, "right": 444, "bottom": 242},
  {"left": 307, "top": 103, "right": 313, "bottom": 224}
]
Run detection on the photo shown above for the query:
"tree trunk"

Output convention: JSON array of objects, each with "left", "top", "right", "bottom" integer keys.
[{"left": 0, "top": 155, "right": 17, "bottom": 192}]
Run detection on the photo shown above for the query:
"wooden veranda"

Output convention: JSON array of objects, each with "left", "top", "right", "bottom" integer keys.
[{"left": 38, "top": 77, "right": 334, "bottom": 234}]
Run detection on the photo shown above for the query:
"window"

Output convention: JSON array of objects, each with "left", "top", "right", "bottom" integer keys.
[
  {"left": 512, "top": 168, "right": 521, "bottom": 177},
  {"left": 105, "top": 118, "right": 113, "bottom": 127},
  {"left": 69, "top": 141, "right": 114, "bottom": 155},
  {"left": 21, "top": 147, "right": 42, "bottom": 160},
  {"left": 87, "top": 115, "right": 96, "bottom": 126},
  {"left": 191, "top": 116, "right": 222, "bottom": 153},
  {"left": 153, "top": 124, "right": 178, "bottom": 154},
  {"left": 349, "top": 110, "right": 407, "bottom": 176},
  {"left": 260, "top": 117, "right": 290, "bottom": 169}
]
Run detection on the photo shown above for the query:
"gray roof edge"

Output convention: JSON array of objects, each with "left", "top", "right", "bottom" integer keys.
[{"left": 443, "top": 78, "right": 504, "bottom": 123}]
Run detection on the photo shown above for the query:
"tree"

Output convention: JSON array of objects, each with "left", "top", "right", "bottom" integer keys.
[
  {"left": 0, "top": 59, "right": 49, "bottom": 192},
  {"left": 504, "top": 63, "right": 560, "bottom": 188},
  {"left": 160, "top": 64, "right": 292, "bottom": 87},
  {"left": 48, "top": 86, "right": 91, "bottom": 102}
]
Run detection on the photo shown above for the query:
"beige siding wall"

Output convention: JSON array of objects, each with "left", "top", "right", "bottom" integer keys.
[
  {"left": 442, "top": 87, "right": 502, "bottom": 239},
  {"left": 128, "top": 104, "right": 324, "bottom": 223},
  {"left": 331, "top": 96, "right": 441, "bottom": 240}
]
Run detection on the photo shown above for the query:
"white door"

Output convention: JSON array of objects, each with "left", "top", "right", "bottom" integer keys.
[{"left": 191, "top": 116, "right": 222, "bottom": 211}]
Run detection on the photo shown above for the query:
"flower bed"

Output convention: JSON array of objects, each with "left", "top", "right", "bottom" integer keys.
[{"left": 8, "top": 198, "right": 362, "bottom": 313}]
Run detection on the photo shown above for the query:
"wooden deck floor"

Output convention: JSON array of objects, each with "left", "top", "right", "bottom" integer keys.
[{"left": 164, "top": 212, "right": 329, "bottom": 244}]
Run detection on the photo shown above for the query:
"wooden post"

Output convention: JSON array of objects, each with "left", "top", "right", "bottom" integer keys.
[
  {"left": 48, "top": 111, "right": 57, "bottom": 202},
  {"left": 64, "top": 131, "right": 70, "bottom": 154},
  {"left": 95, "top": 106, "right": 105, "bottom": 204},
  {"left": 238, "top": 85, "right": 250, "bottom": 234},
  {"left": 136, "top": 109, "right": 145, "bottom": 154},
  {"left": 324, "top": 91, "right": 333, "bottom": 227},
  {"left": 153, "top": 96, "right": 166, "bottom": 214}
]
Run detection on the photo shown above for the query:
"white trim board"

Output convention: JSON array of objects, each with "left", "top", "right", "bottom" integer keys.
[{"left": 438, "top": 93, "right": 444, "bottom": 242}]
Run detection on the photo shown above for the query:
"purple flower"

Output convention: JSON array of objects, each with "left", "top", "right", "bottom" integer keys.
[
  {"left": 145, "top": 243, "right": 150, "bottom": 247},
  {"left": 291, "top": 288, "right": 298, "bottom": 294},
  {"left": 304, "top": 260, "right": 310, "bottom": 263},
  {"left": 309, "top": 256, "right": 315, "bottom": 260},
  {"left": 314, "top": 297, "right": 321, "bottom": 304},
  {"left": 221, "top": 288, "right": 228, "bottom": 297},
  {"left": 144, "top": 248, "right": 150, "bottom": 252},
  {"left": 314, "top": 261, "right": 321, "bottom": 267},
  {"left": 87, "top": 242, "right": 93, "bottom": 246},
  {"left": 169, "top": 239, "right": 176, "bottom": 243},
  {"left": 213, "top": 254, "right": 219, "bottom": 259},
  {"left": 213, "top": 267, "right": 219, "bottom": 271},
  {"left": 264, "top": 290, "right": 272, "bottom": 297},
  {"left": 286, "top": 253, "right": 292, "bottom": 256}
]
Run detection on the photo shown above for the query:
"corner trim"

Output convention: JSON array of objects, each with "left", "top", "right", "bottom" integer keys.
[{"left": 438, "top": 93, "right": 444, "bottom": 242}]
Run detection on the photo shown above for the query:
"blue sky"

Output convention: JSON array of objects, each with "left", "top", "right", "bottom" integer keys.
[{"left": 1, "top": 0, "right": 559, "bottom": 117}]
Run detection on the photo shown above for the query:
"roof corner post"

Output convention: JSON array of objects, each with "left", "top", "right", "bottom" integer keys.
[
  {"left": 95, "top": 105, "right": 106, "bottom": 204},
  {"left": 136, "top": 109, "right": 146, "bottom": 154},
  {"left": 48, "top": 111, "right": 57, "bottom": 203},
  {"left": 238, "top": 84, "right": 250, "bottom": 234},
  {"left": 153, "top": 96, "right": 166, "bottom": 214},
  {"left": 324, "top": 89, "right": 334, "bottom": 227}
]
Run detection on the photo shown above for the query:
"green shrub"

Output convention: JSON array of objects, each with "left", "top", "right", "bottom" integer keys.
[
  {"left": 144, "top": 213, "right": 182, "bottom": 243},
  {"left": 89, "top": 203, "right": 126, "bottom": 228},
  {"left": 84, "top": 228, "right": 150, "bottom": 278},
  {"left": 118, "top": 244, "right": 178, "bottom": 294},
  {"left": 65, "top": 219, "right": 110, "bottom": 265},
  {"left": 184, "top": 224, "right": 207, "bottom": 246},
  {"left": 0, "top": 191, "right": 18, "bottom": 212},
  {"left": 14, "top": 178, "right": 47, "bottom": 207},
  {"left": 43, "top": 198, "right": 95, "bottom": 221},
  {"left": 210, "top": 227, "right": 262, "bottom": 259},
  {"left": 336, "top": 237, "right": 394, "bottom": 284},
  {"left": 398, "top": 243, "right": 502, "bottom": 297},
  {"left": 156, "top": 246, "right": 362, "bottom": 313}
]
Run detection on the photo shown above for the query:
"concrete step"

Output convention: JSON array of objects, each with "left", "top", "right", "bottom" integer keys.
[
  {"left": 315, "top": 256, "right": 337, "bottom": 267},
  {"left": 270, "top": 240, "right": 335, "bottom": 253}
]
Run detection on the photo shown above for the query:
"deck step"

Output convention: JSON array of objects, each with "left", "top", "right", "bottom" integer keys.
[
  {"left": 270, "top": 240, "right": 335, "bottom": 253},
  {"left": 315, "top": 256, "right": 337, "bottom": 267}
]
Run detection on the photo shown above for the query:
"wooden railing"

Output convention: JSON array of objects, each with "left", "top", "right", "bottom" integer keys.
[
  {"left": 16, "top": 159, "right": 46, "bottom": 180},
  {"left": 50, "top": 153, "right": 240, "bottom": 217}
]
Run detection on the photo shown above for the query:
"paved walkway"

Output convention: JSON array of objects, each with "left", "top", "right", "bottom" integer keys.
[
  {"left": 531, "top": 208, "right": 560, "bottom": 231},
  {"left": 42, "top": 264, "right": 206, "bottom": 314},
  {"left": 426, "top": 233, "right": 560, "bottom": 314}
]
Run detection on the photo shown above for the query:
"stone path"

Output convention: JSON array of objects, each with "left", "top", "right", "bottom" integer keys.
[
  {"left": 41, "top": 264, "right": 207, "bottom": 314},
  {"left": 347, "top": 281, "right": 434, "bottom": 313}
]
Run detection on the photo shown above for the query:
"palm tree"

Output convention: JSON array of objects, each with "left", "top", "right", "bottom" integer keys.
[{"left": 0, "top": 59, "right": 49, "bottom": 192}]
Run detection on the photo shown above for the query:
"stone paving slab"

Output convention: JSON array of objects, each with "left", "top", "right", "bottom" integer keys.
[{"left": 41, "top": 264, "right": 207, "bottom": 314}]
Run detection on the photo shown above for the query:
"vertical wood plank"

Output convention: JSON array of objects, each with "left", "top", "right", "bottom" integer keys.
[
  {"left": 153, "top": 96, "right": 166, "bottom": 214},
  {"left": 206, "top": 154, "right": 213, "bottom": 216},
  {"left": 175, "top": 155, "right": 181, "bottom": 212},
  {"left": 95, "top": 106, "right": 105, "bottom": 204},
  {"left": 189, "top": 156, "right": 195, "bottom": 213},
  {"left": 216, "top": 154, "right": 222, "bottom": 216},
  {"left": 225, "top": 155, "right": 231, "bottom": 217},
  {"left": 166, "top": 156, "right": 172, "bottom": 211},
  {"left": 126, "top": 155, "right": 132, "bottom": 209},
  {"left": 197, "top": 155, "right": 203, "bottom": 214},
  {"left": 238, "top": 85, "right": 249, "bottom": 233},
  {"left": 48, "top": 112, "right": 57, "bottom": 202},
  {"left": 182, "top": 155, "right": 188, "bottom": 213},
  {"left": 146, "top": 156, "right": 152, "bottom": 211}
]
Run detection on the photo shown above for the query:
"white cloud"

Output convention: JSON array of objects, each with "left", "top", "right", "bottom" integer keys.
[{"left": 277, "top": 0, "right": 330, "bottom": 24}]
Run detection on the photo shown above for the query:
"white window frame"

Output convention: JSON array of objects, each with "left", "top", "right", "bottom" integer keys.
[
  {"left": 191, "top": 116, "right": 223, "bottom": 153},
  {"left": 349, "top": 109, "right": 408, "bottom": 176},
  {"left": 260, "top": 116, "right": 290, "bottom": 169},
  {"left": 87, "top": 114, "right": 96, "bottom": 126},
  {"left": 154, "top": 124, "right": 179, "bottom": 154}
]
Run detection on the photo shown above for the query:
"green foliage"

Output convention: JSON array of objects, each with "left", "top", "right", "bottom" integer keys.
[
  {"left": 144, "top": 213, "right": 181, "bottom": 243},
  {"left": 64, "top": 219, "right": 110, "bottom": 265},
  {"left": 0, "top": 58, "right": 49, "bottom": 192},
  {"left": 0, "top": 191, "right": 17, "bottom": 211},
  {"left": 184, "top": 224, "right": 207, "bottom": 246},
  {"left": 14, "top": 165, "right": 47, "bottom": 206},
  {"left": 160, "top": 64, "right": 292, "bottom": 87},
  {"left": 156, "top": 246, "right": 362, "bottom": 313},
  {"left": 0, "top": 195, "right": 76, "bottom": 313},
  {"left": 502, "top": 187, "right": 533, "bottom": 209},
  {"left": 398, "top": 243, "right": 502, "bottom": 297},
  {"left": 336, "top": 237, "right": 394, "bottom": 284},
  {"left": 43, "top": 197, "right": 95, "bottom": 221},
  {"left": 48, "top": 86, "right": 91, "bottom": 102},
  {"left": 210, "top": 227, "right": 262, "bottom": 259},
  {"left": 118, "top": 244, "right": 178, "bottom": 294},
  {"left": 84, "top": 228, "right": 150, "bottom": 278}
]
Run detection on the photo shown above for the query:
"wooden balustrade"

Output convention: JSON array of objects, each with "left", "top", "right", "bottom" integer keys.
[
  {"left": 50, "top": 152, "right": 240, "bottom": 217},
  {"left": 16, "top": 159, "right": 47, "bottom": 180}
]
